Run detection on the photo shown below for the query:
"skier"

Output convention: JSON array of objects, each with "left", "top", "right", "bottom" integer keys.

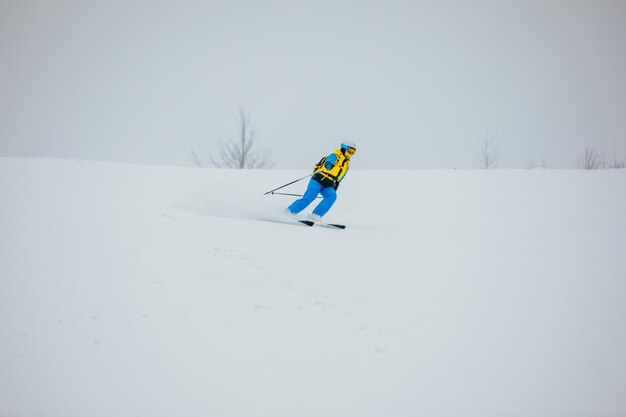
[{"left": 285, "top": 141, "right": 357, "bottom": 223}]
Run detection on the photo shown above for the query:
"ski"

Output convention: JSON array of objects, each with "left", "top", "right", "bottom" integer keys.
[
  {"left": 314, "top": 222, "right": 346, "bottom": 229},
  {"left": 277, "top": 218, "right": 343, "bottom": 228},
  {"left": 281, "top": 211, "right": 343, "bottom": 228}
]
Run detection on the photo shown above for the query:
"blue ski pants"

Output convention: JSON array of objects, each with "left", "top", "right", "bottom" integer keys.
[{"left": 287, "top": 178, "right": 337, "bottom": 217}]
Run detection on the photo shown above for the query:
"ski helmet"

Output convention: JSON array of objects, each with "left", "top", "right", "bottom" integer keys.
[{"left": 340, "top": 141, "right": 357, "bottom": 151}]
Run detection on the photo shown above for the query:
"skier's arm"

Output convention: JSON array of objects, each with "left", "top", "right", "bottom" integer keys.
[{"left": 324, "top": 154, "right": 338, "bottom": 170}]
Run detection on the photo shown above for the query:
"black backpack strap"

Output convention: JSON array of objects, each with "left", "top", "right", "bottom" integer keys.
[{"left": 313, "top": 155, "right": 327, "bottom": 172}]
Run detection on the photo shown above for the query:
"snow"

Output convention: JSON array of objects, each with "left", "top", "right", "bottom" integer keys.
[{"left": 1, "top": 157, "right": 625, "bottom": 417}]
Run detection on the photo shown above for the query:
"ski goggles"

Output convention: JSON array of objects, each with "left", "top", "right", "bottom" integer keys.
[{"left": 346, "top": 147, "right": 356, "bottom": 155}]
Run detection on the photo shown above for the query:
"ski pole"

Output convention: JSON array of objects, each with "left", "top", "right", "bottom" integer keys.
[
  {"left": 267, "top": 192, "right": 322, "bottom": 199},
  {"left": 263, "top": 173, "right": 313, "bottom": 195}
]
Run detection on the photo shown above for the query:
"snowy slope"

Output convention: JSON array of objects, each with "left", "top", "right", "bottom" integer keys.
[{"left": 1, "top": 157, "right": 625, "bottom": 417}]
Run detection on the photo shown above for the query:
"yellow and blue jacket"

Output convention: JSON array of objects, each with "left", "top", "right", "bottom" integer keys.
[{"left": 312, "top": 149, "right": 350, "bottom": 188}]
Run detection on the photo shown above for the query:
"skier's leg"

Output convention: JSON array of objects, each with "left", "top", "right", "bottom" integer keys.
[
  {"left": 287, "top": 179, "right": 322, "bottom": 214},
  {"left": 312, "top": 186, "right": 337, "bottom": 218}
]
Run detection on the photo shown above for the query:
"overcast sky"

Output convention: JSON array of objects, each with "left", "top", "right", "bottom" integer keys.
[{"left": 1, "top": 0, "right": 625, "bottom": 169}]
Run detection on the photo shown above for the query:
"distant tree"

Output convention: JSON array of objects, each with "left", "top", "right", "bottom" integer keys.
[
  {"left": 578, "top": 146, "right": 604, "bottom": 170},
  {"left": 608, "top": 158, "right": 625, "bottom": 169},
  {"left": 209, "top": 107, "right": 275, "bottom": 169},
  {"left": 527, "top": 158, "right": 551, "bottom": 169},
  {"left": 190, "top": 148, "right": 203, "bottom": 167},
  {"left": 478, "top": 135, "right": 501, "bottom": 169}
]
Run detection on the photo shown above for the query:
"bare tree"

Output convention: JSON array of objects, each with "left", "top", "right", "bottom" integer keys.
[
  {"left": 578, "top": 146, "right": 605, "bottom": 170},
  {"left": 478, "top": 135, "right": 501, "bottom": 169},
  {"left": 527, "top": 158, "right": 551, "bottom": 169},
  {"left": 209, "top": 108, "right": 275, "bottom": 169},
  {"left": 190, "top": 148, "right": 203, "bottom": 167},
  {"left": 608, "top": 158, "right": 625, "bottom": 169}
]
